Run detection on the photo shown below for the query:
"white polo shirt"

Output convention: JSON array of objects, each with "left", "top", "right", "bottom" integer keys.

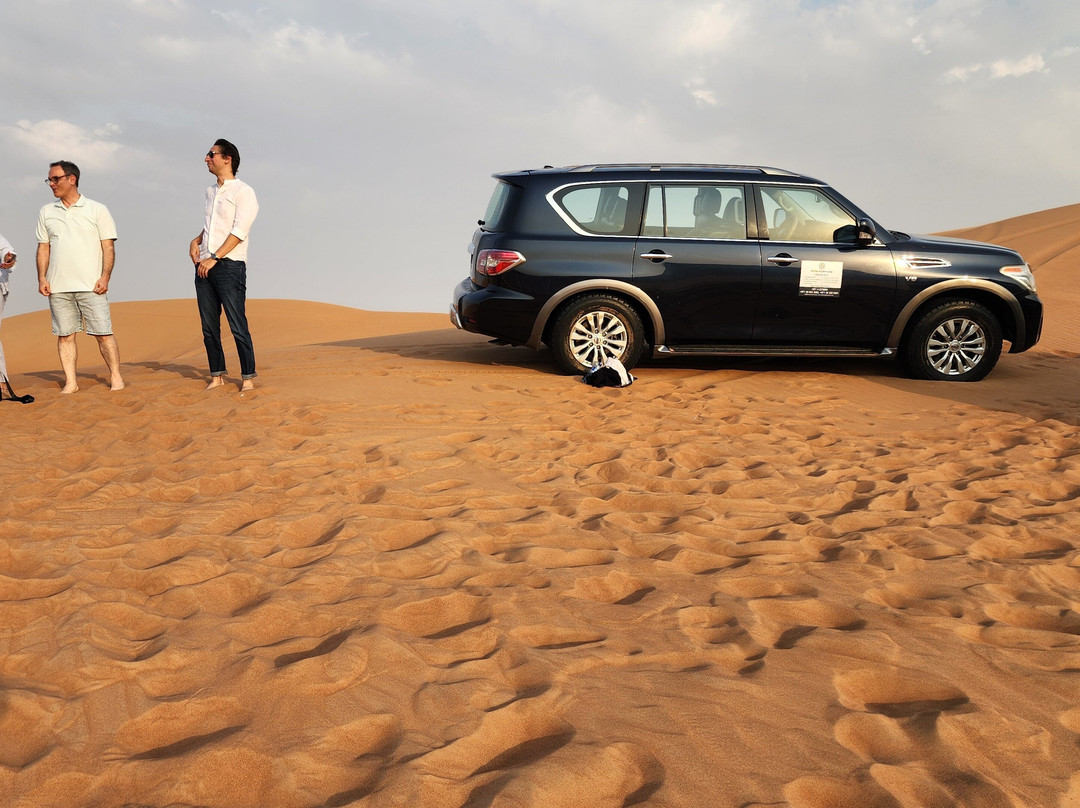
[
  {"left": 36, "top": 196, "right": 118, "bottom": 292},
  {"left": 200, "top": 179, "right": 258, "bottom": 262}
]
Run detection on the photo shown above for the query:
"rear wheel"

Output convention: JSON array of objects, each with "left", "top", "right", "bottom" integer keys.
[
  {"left": 550, "top": 294, "right": 645, "bottom": 375},
  {"left": 901, "top": 299, "right": 1002, "bottom": 381}
]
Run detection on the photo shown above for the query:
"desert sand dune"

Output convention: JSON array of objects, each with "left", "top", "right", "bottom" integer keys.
[{"left": 1, "top": 206, "right": 1078, "bottom": 807}]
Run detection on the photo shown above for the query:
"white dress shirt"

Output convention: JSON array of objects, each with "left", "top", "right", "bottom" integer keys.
[{"left": 200, "top": 179, "right": 259, "bottom": 262}]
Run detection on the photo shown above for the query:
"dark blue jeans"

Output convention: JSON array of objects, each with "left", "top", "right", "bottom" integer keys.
[{"left": 195, "top": 258, "right": 256, "bottom": 379}]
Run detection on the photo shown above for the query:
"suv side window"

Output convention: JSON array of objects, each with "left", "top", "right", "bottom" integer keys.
[
  {"left": 553, "top": 184, "right": 632, "bottom": 235},
  {"left": 759, "top": 186, "right": 855, "bottom": 243},
  {"left": 643, "top": 184, "right": 746, "bottom": 239}
]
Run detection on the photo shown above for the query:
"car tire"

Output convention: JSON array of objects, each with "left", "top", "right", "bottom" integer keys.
[
  {"left": 901, "top": 299, "right": 1002, "bottom": 381},
  {"left": 550, "top": 294, "right": 645, "bottom": 375}
]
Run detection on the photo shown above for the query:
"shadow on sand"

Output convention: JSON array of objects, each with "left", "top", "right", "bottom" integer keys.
[{"left": 324, "top": 329, "right": 1080, "bottom": 427}]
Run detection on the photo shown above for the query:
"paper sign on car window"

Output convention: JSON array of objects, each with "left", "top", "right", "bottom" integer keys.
[{"left": 799, "top": 260, "right": 843, "bottom": 297}]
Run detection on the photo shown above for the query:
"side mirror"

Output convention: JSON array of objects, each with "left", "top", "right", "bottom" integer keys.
[{"left": 855, "top": 217, "right": 876, "bottom": 246}]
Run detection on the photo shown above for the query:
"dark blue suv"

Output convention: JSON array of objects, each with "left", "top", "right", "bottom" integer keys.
[{"left": 451, "top": 164, "right": 1042, "bottom": 381}]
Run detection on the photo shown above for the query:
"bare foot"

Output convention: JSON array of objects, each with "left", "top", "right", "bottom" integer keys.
[
  {"left": 240, "top": 380, "right": 255, "bottom": 392},
  {"left": 111, "top": 379, "right": 126, "bottom": 391},
  {"left": 60, "top": 385, "right": 79, "bottom": 395},
  {"left": 205, "top": 377, "right": 227, "bottom": 390}
]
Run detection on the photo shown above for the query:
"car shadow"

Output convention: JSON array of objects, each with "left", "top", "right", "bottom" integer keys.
[
  {"left": 327, "top": 329, "right": 1080, "bottom": 426},
  {"left": 320, "top": 330, "right": 557, "bottom": 373},
  {"left": 868, "top": 350, "right": 1080, "bottom": 426}
]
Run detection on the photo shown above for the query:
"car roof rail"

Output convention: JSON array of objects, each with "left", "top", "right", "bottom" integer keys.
[{"left": 558, "top": 163, "right": 802, "bottom": 176}]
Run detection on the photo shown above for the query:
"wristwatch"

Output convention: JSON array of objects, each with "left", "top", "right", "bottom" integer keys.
[{"left": 210, "top": 253, "right": 220, "bottom": 261}]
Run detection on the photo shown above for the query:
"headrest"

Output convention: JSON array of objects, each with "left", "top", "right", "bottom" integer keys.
[{"left": 693, "top": 188, "right": 723, "bottom": 217}]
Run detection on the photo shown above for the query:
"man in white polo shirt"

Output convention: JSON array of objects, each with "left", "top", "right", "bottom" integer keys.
[
  {"left": 188, "top": 138, "right": 259, "bottom": 392},
  {"left": 36, "top": 160, "right": 124, "bottom": 393}
]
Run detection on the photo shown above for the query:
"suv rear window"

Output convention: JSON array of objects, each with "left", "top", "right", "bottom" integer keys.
[
  {"left": 481, "top": 181, "right": 515, "bottom": 231},
  {"left": 551, "top": 184, "right": 632, "bottom": 235}
]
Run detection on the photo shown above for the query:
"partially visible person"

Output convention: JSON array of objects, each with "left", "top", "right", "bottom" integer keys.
[
  {"left": 0, "top": 231, "right": 32, "bottom": 403},
  {"left": 188, "top": 138, "right": 259, "bottom": 392},
  {"left": 36, "top": 160, "right": 124, "bottom": 393}
]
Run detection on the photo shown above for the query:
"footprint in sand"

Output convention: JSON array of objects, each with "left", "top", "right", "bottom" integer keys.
[
  {"left": 833, "top": 711, "right": 925, "bottom": 765},
  {"left": 387, "top": 591, "right": 492, "bottom": 639},
  {"left": 983, "top": 601, "right": 1080, "bottom": 634},
  {"left": 715, "top": 576, "right": 818, "bottom": 599},
  {"left": 1061, "top": 707, "right": 1080, "bottom": 733},
  {"left": 677, "top": 605, "right": 766, "bottom": 674},
  {"left": 366, "top": 517, "right": 445, "bottom": 552},
  {"left": 415, "top": 697, "right": 573, "bottom": 782},
  {"left": 833, "top": 667, "right": 968, "bottom": 718},
  {"left": 0, "top": 692, "right": 60, "bottom": 767},
  {"left": 0, "top": 573, "right": 73, "bottom": 601},
  {"left": 286, "top": 714, "right": 402, "bottom": 805},
  {"left": 508, "top": 624, "right": 606, "bottom": 649},
  {"left": 520, "top": 547, "right": 615, "bottom": 569},
  {"left": 748, "top": 598, "right": 864, "bottom": 649},
  {"left": 111, "top": 697, "right": 252, "bottom": 760},
  {"left": 783, "top": 774, "right": 897, "bottom": 808},
  {"left": 566, "top": 570, "right": 652, "bottom": 604},
  {"left": 488, "top": 741, "right": 664, "bottom": 808}
]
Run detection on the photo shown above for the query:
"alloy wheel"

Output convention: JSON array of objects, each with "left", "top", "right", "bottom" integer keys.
[{"left": 926, "top": 317, "right": 987, "bottom": 376}]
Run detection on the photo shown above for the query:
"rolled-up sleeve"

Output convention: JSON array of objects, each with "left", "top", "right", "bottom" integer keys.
[{"left": 229, "top": 184, "right": 259, "bottom": 242}]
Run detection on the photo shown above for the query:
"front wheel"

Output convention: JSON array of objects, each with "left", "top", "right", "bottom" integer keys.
[
  {"left": 901, "top": 299, "right": 1002, "bottom": 381},
  {"left": 550, "top": 294, "right": 645, "bottom": 375}
]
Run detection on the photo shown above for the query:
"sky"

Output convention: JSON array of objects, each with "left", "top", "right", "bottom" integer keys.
[{"left": 1, "top": 0, "right": 1078, "bottom": 318}]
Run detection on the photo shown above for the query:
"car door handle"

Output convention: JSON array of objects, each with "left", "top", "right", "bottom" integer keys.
[
  {"left": 767, "top": 254, "right": 799, "bottom": 265},
  {"left": 640, "top": 251, "right": 672, "bottom": 262}
]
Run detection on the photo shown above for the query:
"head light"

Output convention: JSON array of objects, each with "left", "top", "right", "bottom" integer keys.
[{"left": 1000, "top": 264, "right": 1036, "bottom": 292}]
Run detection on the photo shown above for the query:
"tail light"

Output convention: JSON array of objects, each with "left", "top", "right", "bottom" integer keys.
[{"left": 476, "top": 249, "right": 526, "bottom": 276}]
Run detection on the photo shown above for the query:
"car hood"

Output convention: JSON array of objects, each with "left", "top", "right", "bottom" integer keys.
[{"left": 896, "top": 233, "right": 1021, "bottom": 260}]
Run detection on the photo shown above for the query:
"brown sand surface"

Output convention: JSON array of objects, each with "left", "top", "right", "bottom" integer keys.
[{"left": 1, "top": 208, "right": 1079, "bottom": 808}]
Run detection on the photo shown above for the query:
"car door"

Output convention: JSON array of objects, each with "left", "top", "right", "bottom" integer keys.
[
  {"left": 631, "top": 183, "right": 762, "bottom": 344},
  {"left": 752, "top": 185, "right": 898, "bottom": 347}
]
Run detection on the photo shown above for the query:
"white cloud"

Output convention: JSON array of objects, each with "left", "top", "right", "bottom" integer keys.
[
  {"left": 990, "top": 53, "right": 1047, "bottom": 78},
  {"left": 674, "top": 2, "right": 743, "bottom": 53},
  {"left": 944, "top": 63, "right": 983, "bottom": 82},
  {"left": 690, "top": 87, "right": 718, "bottom": 107},
  {"left": 210, "top": 9, "right": 247, "bottom": 24},
  {"left": 685, "top": 77, "right": 718, "bottom": 107},
  {"left": 945, "top": 53, "right": 1049, "bottom": 83},
  {"left": 0, "top": 120, "right": 125, "bottom": 170},
  {"left": 262, "top": 20, "right": 392, "bottom": 79},
  {"left": 144, "top": 34, "right": 204, "bottom": 61}
]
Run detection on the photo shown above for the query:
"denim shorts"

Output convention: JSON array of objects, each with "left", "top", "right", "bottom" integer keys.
[{"left": 49, "top": 291, "right": 114, "bottom": 336}]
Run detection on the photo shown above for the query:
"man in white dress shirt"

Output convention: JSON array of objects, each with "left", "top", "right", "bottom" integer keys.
[{"left": 188, "top": 139, "right": 260, "bottom": 392}]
